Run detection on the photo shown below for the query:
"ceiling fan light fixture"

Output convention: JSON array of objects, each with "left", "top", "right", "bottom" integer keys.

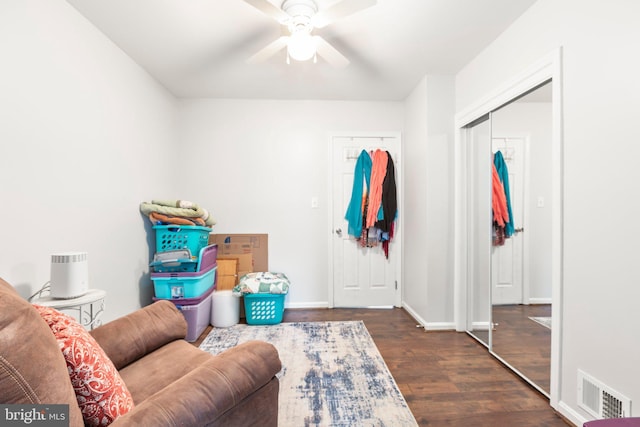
[
  {"left": 244, "top": 0, "right": 361, "bottom": 67},
  {"left": 287, "top": 30, "right": 316, "bottom": 61}
]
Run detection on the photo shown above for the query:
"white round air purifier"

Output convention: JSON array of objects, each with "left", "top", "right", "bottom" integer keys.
[{"left": 50, "top": 252, "right": 89, "bottom": 299}]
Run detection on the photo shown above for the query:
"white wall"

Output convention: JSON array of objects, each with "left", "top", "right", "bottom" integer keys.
[
  {"left": 175, "top": 99, "right": 403, "bottom": 307},
  {"left": 424, "top": 76, "right": 455, "bottom": 325},
  {"left": 456, "top": 0, "right": 640, "bottom": 423},
  {"left": 0, "top": 0, "right": 177, "bottom": 321},
  {"left": 403, "top": 75, "right": 456, "bottom": 328},
  {"left": 403, "top": 77, "right": 430, "bottom": 322},
  {"left": 492, "top": 101, "right": 553, "bottom": 301}
]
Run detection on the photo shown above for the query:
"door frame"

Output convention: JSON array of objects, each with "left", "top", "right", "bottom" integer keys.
[
  {"left": 453, "top": 48, "right": 563, "bottom": 408},
  {"left": 327, "top": 132, "right": 403, "bottom": 309}
]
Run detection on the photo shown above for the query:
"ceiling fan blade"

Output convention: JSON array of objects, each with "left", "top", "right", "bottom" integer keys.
[
  {"left": 242, "top": 0, "right": 290, "bottom": 24},
  {"left": 247, "top": 36, "right": 289, "bottom": 64},
  {"left": 311, "top": 0, "right": 377, "bottom": 28},
  {"left": 313, "top": 36, "right": 349, "bottom": 68}
]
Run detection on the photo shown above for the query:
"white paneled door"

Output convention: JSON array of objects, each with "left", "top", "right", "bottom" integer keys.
[
  {"left": 331, "top": 135, "right": 401, "bottom": 308},
  {"left": 491, "top": 137, "right": 527, "bottom": 305}
]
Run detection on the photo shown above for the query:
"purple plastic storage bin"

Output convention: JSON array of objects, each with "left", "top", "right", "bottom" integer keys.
[
  {"left": 150, "top": 244, "right": 218, "bottom": 273},
  {"left": 154, "top": 286, "right": 213, "bottom": 342}
]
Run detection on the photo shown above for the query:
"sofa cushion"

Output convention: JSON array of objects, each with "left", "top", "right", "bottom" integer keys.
[
  {"left": 113, "top": 340, "right": 282, "bottom": 426},
  {"left": 34, "top": 305, "right": 134, "bottom": 426},
  {"left": 118, "top": 339, "right": 212, "bottom": 403}
]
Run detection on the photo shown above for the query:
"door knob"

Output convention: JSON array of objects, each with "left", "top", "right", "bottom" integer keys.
[
  {"left": 514, "top": 227, "right": 524, "bottom": 233},
  {"left": 335, "top": 228, "right": 342, "bottom": 236}
]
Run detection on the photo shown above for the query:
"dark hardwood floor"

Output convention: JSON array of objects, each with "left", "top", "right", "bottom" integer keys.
[
  {"left": 492, "top": 304, "right": 552, "bottom": 394},
  {"left": 195, "top": 307, "right": 571, "bottom": 427}
]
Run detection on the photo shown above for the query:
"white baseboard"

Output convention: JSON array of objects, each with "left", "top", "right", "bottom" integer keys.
[
  {"left": 401, "top": 303, "right": 425, "bottom": 326},
  {"left": 424, "top": 321, "right": 457, "bottom": 331},
  {"left": 471, "top": 321, "right": 491, "bottom": 331},
  {"left": 557, "top": 400, "right": 586, "bottom": 427},
  {"left": 402, "top": 302, "right": 456, "bottom": 331},
  {"left": 284, "top": 301, "right": 330, "bottom": 309},
  {"left": 528, "top": 297, "right": 552, "bottom": 304},
  {"left": 284, "top": 301, "right": 455, "bottom": 331}
]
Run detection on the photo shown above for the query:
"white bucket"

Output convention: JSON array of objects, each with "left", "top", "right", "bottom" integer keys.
[{"left": 211, "top": 290, "right": 240, "bottom": 327}]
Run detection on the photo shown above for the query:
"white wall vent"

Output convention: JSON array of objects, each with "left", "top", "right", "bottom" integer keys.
[{"left": 578, "top": 369, "right": 631, "bottom": 419}]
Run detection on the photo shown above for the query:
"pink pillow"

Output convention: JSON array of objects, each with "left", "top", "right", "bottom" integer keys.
[{"left": 34, "top": 305, "right": 134, "bottom": 426}]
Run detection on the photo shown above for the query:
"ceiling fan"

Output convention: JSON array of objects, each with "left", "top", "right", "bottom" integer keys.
[{"left": 243, "top": 0, "right": 377, "bottom": 67}]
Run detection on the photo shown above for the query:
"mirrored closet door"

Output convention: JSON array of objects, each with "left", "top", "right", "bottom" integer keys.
[
  {"left": 464, "top": 114, "right": 492, "bottom": 348},
  {"left": 465, "top": 81, "right": 553, "bottom": 397}
]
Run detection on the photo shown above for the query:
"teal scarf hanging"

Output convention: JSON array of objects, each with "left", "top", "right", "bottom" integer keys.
[
  {"left": 494, "top": 150, "right": 514, "bottom": 237},
  {"left": 345, "top": 150, "right": 372, "bottom": 237}
]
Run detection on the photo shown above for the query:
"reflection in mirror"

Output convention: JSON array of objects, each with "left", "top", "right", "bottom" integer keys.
[
  {"left": 465, "top": 115, "right": 492, "bottom": 347},
  {"left": 490, "top": 80, "right": 553, "bottom": 396}
]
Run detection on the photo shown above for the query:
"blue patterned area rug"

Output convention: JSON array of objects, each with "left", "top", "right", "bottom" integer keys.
[{"left": 199, "top": 321, "right": 418, "bottom": 427}]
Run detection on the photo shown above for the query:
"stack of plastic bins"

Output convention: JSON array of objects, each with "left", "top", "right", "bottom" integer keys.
[
  {"left": 151, "top": 244, "right": 217, "bottom": 342},
  {"left": 150, "top": 225, "right": 217, "bottom": 342}
]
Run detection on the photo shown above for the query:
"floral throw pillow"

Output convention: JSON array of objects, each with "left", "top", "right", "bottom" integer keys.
[{"left": 34, "top": 305, "right": 134, "bottom": 426}]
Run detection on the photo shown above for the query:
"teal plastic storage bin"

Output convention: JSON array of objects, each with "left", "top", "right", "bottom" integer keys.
[
  {"left": 152, "top": 265, "right": 217, "bottom": 299},
  {"left": 244, "top": 293, "right": 286, "bottom": 325},
  {"left": 154, "top": 225, "right": 211, "bottom": 254}
]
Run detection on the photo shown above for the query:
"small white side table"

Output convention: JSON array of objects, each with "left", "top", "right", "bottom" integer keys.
[{"left": 32, "top": 289, "right": 106, "bottom": 330}]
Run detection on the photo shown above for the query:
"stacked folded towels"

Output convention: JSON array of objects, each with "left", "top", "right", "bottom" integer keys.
[{"left": 140, "top": 199, "right": 216, "bottom": 227}]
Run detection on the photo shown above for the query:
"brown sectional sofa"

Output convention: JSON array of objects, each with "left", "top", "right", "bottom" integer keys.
[{"left": 0, "top": 278, "right": 281, "bottom": 426}]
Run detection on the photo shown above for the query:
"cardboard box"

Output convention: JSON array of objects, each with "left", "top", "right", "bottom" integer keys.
[
  {"left": 217, "top": 276, "right": 236, "bottom": 291},
  {"left": 217, "top": 258, "right": 239, "bottom": 277},
  {"left": 229, "top": 253, "right": 253, "bottom": 274},
  {"left": 209, "top": 234, "right": 267, "bottom": 319},
  {"left": 216, "top": 258, "right": 238, "bottom": 291},
  {"left": 209, "top": 234, "right": 268, "bottom": 272}
]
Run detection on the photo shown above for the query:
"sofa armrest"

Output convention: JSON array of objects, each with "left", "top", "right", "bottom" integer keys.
[
  {"left": 110, "top": 340, "right": 282, "bottom": 427},
  {"left": 90, "top": 300, "right": 187, "bottom": 369}
]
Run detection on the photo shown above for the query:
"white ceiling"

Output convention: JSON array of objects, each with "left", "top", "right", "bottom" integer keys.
[{"left": 66, "top": 0, "right": 537, "bottom": 101}]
